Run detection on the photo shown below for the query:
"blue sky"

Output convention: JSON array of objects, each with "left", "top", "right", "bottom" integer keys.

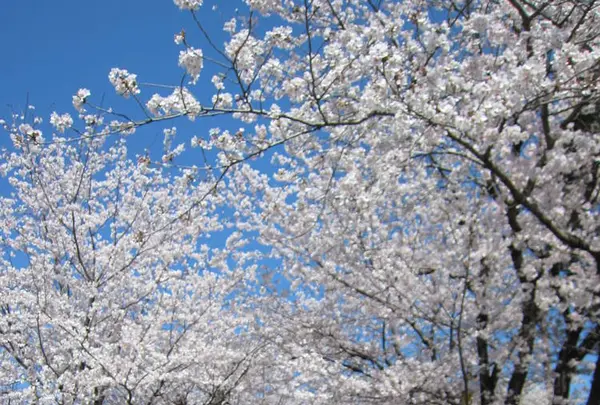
[
  {"left": 2, "top": 1, "right": 181, "bottom": 113},
  {"left": 0, "top": 0, "right": 244, "bottom": 157}
]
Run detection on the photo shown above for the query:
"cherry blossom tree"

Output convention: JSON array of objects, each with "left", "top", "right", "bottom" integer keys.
[
  {"left": 0, "top": 113, "right": 274, "bottom": 403},
  {"left": 2, "top": 0, "right": 600, "bottom": 404}
]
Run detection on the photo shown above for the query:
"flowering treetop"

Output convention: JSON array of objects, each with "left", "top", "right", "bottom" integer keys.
[{"left": 1, "top": 0, "right": 600, "bottom": 404}]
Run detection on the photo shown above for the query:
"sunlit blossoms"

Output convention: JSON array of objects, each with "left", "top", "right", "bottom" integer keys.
[
  {"left": 49, "top": 112, "right": 73, "bottom": 133},
  {"left": 2, "top": 0, "right": 600, "bottom": 404},
  {"left": 174, "top": 31, "right": 185, "bottom": 44},
  {"left": 178, "top": 48, "right": 204, "bottom": 84},
  {"left": 173, "top": 0, "right": 202, "bottom": 11},
  {"left": 0, "top": 113, "right": 266, "bottom": 404},
  {"left": 71, "top": 88, "right": 90, "bottom": 112},
  {"left": 108, "top": 68, "right": 140, "bottom": 98},
  {"left": 146, "top": 87, "right": 201, "bottom": 118}
]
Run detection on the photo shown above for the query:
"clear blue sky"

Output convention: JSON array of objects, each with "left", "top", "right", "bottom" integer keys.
[
  {"left": 2, "top": 1, "right": 183, "bottom": 112},
  {"left": 0, "top": 0, "right": 243, "bottom": 156}
]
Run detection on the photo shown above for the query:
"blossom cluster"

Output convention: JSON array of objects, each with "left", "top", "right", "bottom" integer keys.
[
  {"left": 146, "top": 87, "right": 201, "bottom": 118},
  {"left": 49, "top": 112, "right": 73, "bottom": 133},
  {"left": 178, "top": 48, "right": 204, "bottom": 84},
  {"left": 72, "top": 88, "right": 90, "bottom": 112},
  {"left": 173, "top": 0, "right": 203, "bottom": 10},
  {"left": 108, "top": 68, "right": 140, "bottom": 98}
]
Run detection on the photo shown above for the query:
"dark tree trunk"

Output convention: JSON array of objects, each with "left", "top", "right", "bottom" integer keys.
[
  {"left": 586, "top": 354, "right": 600, "bottom": 405},
  {"left": 552, "top": 327, "right": 582, "bottom": 403}
]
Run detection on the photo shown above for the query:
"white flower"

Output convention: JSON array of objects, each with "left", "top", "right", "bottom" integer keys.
[
  {"left": 173, "top": 0, "right": 202, "bottom": 10},
  {"left": 108, "top": 68, "right": 140, "bottom": 98},
  {"left": 18, "top": 123, "right": 43, "bottom": 143},
  {"left": 72, "top": 88, "right": 91, "bottom": 112},
  {"left": 49, "top": 112, "right": 73, "bottom": 133},
  {"left": 109, "top": 120, "right": 136, "bottom": 136},
  {"left": 146, "top": 88, "right": 201, "bottom": 119},
  {"left": 223, "top": 18, "right": 237, "bottom": 34},
  {"left": 211, "top": 92, "right": 233, "bottom": 108},
  {"left": 211, "top": 75, "right": 225, "bottom": 90},
  {"left": 178, "top": 48, "right": 204, "bottom": 84},
  {"left": 265, "top": 26, "right": 293, "bottom": 49}
]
